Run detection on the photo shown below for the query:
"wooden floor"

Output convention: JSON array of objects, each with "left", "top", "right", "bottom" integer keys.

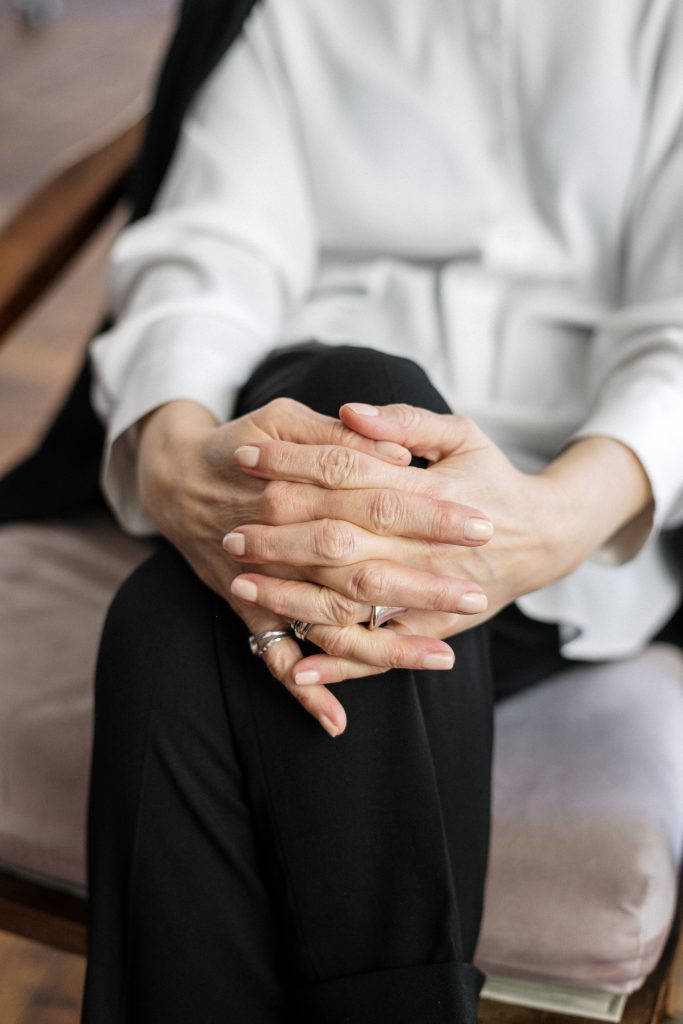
[
  {"left": 0, "top": 2, "right": 170, "bottom": 1020},
  {"left": 0, "top": 933, "right": 84, "bottom": 1024}
]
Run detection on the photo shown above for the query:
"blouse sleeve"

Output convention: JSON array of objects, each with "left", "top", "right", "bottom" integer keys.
[
  {"left": 89, "top": 2, "right": 318, "bottom": 534},
  {"left": 569, "top": 21, "right": 683, "bottom": 562}
]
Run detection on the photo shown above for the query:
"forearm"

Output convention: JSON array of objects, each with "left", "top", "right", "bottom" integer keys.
[{"left": 539, "top": 435, "right": 654, "bottom": 574}]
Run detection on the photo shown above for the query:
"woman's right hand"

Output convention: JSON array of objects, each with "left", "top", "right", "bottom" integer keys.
[{"left": 137, "top": 398, "right": 491, "bottom": 736}]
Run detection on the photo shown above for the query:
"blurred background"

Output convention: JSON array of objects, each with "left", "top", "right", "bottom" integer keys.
[
  {"left": 0, "top": 3, "right": 173, "bottom": 1018},
  {"left": 0, "top": 0, "right": 172, "bottom": 477}
]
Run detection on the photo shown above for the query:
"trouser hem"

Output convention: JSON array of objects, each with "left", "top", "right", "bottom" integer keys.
[{"left": 294, "top": 959, "right": 485, "bottom": 1023}]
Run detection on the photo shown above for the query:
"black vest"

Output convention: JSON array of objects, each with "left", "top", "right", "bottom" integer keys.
[{"left": 0, "top": 0, "right": 258, "bottom": 523}]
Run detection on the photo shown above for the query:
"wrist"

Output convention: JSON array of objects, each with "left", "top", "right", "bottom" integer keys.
[
  {"left": 538, "top": 436, "right": 655, "bottom": 572},
  {"left": 137, "top": 401, "right": 220, "bottom": 528}
]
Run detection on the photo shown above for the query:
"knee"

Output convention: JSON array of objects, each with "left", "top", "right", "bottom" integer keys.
[{"left": 296, "top": 345, "right": 451, "bottom": 417}]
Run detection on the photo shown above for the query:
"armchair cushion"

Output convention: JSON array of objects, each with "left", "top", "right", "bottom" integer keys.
[
  {"left": 475, "top": 644, "right": 683, "bottom": 993},
  {"left": 0, "top": 515, "right": 153, "bottom": 885}
]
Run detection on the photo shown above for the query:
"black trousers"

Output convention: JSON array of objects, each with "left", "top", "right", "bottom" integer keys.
[{"left": 82, "top": 345, "right": 568, "bottom": 1024}]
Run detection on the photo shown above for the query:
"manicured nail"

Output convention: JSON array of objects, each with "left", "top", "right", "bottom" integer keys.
[
  {"left": 320, "top": 714, "right": 340, "bottom": 737},
  {"left": 230, "top": 577, "right": 258, "bottom": 602},
  {"left": 375, "top": 441, "right": 408, "bottom": 459},
  {"left": 463, "top": 517, "right": 494, "bottom": 541},
  {"left": 457, "top": 592, "right": 488, "bottom": 614},
  {"left": 295, "top": 670, "right": 321, "bottom": 686},
  {"left": 421, "top": 651, "right": 455, "bottom": 670},
  {"left": 234, "top": 445, "right": 260, "bottom": 467},
  {"left": 223, "top": 532, "right": 246, "bottom": 555},
  {"left": 344, "top": 403, "right": 379, "bottom": 416}
]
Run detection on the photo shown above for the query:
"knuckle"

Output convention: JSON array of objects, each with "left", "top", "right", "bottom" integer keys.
[
  {"left": 349, "top": 565, "right": 386, "bottom": 602},
  {"left": 312, "top": 519, "right": 355, "bottom": 562},
  {"left": 260, "top": 480, "right": 291, "bottom": 524},
  {"left": 426, "top": 580, "right": 453, "bottom": 611},
  {"left": 319, "top": 446, "right": 356, "bottom": 489},
  {"left": 433, "top": 500, "right": 457, "bottom": 539},
  {"left": 265, "top": 396, "right": 299, "bottom": 419},
  {"left": 326, "top": 419, "right": 354, "bottom": 444},
  {"left": 455, "top": 414, "right": 486, "bottom": 444},
  {"left": 264, "top": 644, "right": 290, "bottom": 680},
  {"left": 385, "top": 643, "right": 407, "bottom": 670},
  {"left": 319, "top": 629, "right": 348, "bottom": 658},
  {"left": 320, "top": 588, "right": 359, "bottom": 626},
  {"left": 393, "top": 403, "right": 422, "bottom": 429},
  {"left": 368, "top": 490, "right": 402, "bottom": 534}
]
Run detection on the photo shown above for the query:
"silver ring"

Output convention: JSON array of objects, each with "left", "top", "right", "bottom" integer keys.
[
  {"left": 368, "top": 605, "right": 408, "bottom": 630},
  {"left": 291, "top": 620, "right": 314, "bottom": 642},
  {"left": 248, "top": 627, "right": 291, "bottom": 657}
]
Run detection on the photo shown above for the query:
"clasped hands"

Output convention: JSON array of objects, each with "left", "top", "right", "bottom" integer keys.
[{"left": 138, "top": 397, "right": 560, "bottom": 737}]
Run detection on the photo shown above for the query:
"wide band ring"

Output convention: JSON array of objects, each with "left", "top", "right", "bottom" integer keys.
[
  {"left": 291, "top": 620, "right": 315, "bottom": 642},
  {"left": 368, "top": 605, "right": 408, "bottom": 630},
  {"left": 248, "top": 628, "right": 291, "bottom": 657}
]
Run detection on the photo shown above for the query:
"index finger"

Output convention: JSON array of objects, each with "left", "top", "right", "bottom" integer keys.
[
  {"left": 252, "top": 398, "right": 412, "bottom": 466},
  {"left": 234, "top": 441, "right": 447, "bottom": 497}
]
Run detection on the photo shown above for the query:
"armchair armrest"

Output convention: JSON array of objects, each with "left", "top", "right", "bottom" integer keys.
[{"left": 0, "top": 117, "right": 146, "bottom": 342}]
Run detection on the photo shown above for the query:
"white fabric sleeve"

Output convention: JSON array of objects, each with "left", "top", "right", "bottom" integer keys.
[
  {"left": 568, "top": 37, "right": 683, "bottom": 562},
  {"left": 89, "top": 3, "right": 318, "bottom": 534}
]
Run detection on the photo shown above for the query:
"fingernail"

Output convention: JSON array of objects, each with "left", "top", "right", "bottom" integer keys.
[
  {"left": 234, "top": 445, "right": 260, "bottom": 467},
  {"left": 421, "top": 651, "right": 455, "bottom": 670},
  {"left": 230, "top": 577, "right": 258, "bottom": 602},
  {"left": 464, "top": 517, "right": 494, "bottom": 541},
  {"left": 457, "top": 591, "right": 488, "bottom": 614},
  {"left": 344, "top": 403, "right": 379, "bottom": 416},
  {"left": 320, "top": 714, "right": 340, "bottom": 737},
  {"left": 223, "top": 532, "right": 246, "bottom": 555},
  {"left": 375, "top": 441, "right": 408, "bottom": 459},
  {"left": 295, "top": 670, "right": 321, "bottom": 686}
]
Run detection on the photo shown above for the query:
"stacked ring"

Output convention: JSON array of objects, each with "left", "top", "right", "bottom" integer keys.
[
  {"left": 291, "top": 620, "right": 314, "bottom": 642},
  {"left": 248, "top": 628, "right": 291, "bottom": 657}
]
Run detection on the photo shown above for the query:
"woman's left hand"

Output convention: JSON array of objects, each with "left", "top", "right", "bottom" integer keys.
[{"left": 227, "top": 403, "right": 570, "bottom": 686}]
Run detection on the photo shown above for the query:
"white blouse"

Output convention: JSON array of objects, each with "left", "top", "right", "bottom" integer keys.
[{"left": 91, "top": 0, "right": 683, "bottom": 659}]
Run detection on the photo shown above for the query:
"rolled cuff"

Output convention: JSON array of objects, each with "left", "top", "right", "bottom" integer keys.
[{"left": 568, "top": 375, "right": 683, "bottom": 563}]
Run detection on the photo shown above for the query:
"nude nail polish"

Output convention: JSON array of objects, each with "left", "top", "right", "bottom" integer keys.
[
  {"left": 464, "top": 517, "right": 494, "bottom": 541},
  {"left": 344, "top": 403, "right": 379, "bottom": 416},
  {"left": 295, "top": 670, "right": 321, "bottom": 686},
  {"left": 223, "top": 532, "right": 246, "bottom": 555},
  {"left": 375, "top": 441, "right": 408, "bottom": 459},
  {"left": 234, "top": 445, "right": 260, "bottom": 467},
  {"left": 457, "top": 592, "right": 488, "bottom": 613},
  {"left": 421, "top": 651, "right": 455, "bottom": 670},
  {"left": 230, "top": 578, "right": 258, "bottom": 602}
]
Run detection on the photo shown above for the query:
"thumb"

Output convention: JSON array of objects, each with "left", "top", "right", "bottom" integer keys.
[{"left": 339, "top": 403, "right": 481, "bottom": 462}]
